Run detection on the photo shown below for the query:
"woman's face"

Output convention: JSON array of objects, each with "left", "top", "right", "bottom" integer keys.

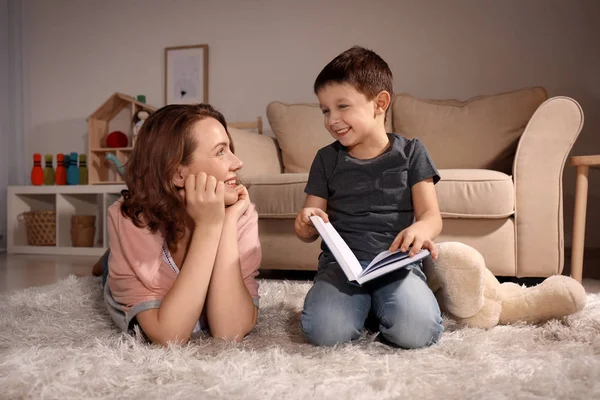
[{"left": 177, "top": 117, "right": 243, "bottom": 206}]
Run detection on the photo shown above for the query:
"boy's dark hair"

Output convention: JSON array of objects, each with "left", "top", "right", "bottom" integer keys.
[{"left": 314, "top": 46, "right": 393, "bottom": 99}]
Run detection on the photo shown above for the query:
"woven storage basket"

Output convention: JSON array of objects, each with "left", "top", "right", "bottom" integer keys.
[
  {"left": 18, "top": 210, "right": 56, "bottom": 246},
  {"left": 71, "top": 215, "right": 96, "bottom": 247}
]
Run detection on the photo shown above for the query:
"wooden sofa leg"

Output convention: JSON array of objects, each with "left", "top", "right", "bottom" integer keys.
[{"left": 570, "top": 165, "right": 589, "bottom": 283}]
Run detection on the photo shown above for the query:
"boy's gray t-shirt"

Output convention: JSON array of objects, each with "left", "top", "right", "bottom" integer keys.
[{"left": 305, "top": 133, "right": 440, "bottom": 262}]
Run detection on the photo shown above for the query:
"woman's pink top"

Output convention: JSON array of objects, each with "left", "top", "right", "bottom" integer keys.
[{"left": 103, "top": 199, "right": 261, "bottom": 333}]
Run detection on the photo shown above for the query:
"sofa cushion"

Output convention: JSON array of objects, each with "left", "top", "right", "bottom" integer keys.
[
  {"left": 245, "top": 169, "right": 513, "bottom": 219},
  {"left": 391, "top": 87, "right": 547, "bottom": 174},
  {"left": 245, "top": 173, "right": 309, "bottom": 218},
  {"left": 266, "top": 101, "right": 395, "bottom": 173},
  {"left": 436, "top": 169, "right": 514, "bottom": 218},
  {"left": 228, "top": 128, "right": 282, "bottom": 179},
  {"left": 266, "top": 102, "right": 333, "bottom": 173}
]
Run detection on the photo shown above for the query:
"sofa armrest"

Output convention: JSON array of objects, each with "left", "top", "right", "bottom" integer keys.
[
  {"left": 228, "top": 127, "right": 283, "bottom": 179},
  {"left": 513, "top": 97, "right": 584, "bottom": 277}
]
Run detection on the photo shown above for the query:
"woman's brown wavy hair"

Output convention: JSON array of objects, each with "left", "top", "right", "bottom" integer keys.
[{"left": 120, "top": 103, "right": 234, "bottom": 248}]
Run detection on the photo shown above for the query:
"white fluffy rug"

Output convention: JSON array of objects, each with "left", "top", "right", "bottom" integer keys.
[{"left": 1, "top": 276, "right": 599, "bottom": 399}]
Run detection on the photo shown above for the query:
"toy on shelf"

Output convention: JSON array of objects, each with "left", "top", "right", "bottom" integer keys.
[
  {"left": 107, "top": 130, "right": 129, "bottom": 148},
  {"left": 67, "top": 152, "right": 80, "bottom": 185},
  {"left": 105, "top": 153, "right": 125, "bottom": 177},
  {"left": 132, "top": 110, "right": 149, "bottom": 146},
  {"left": 87, "top": 93, "right": 156, "bottom": 184},
  {"left": 43, "top": 154, "right": 55, "bottom": 185},
  {"left": 55, "top": 154, "right": 67, "bottom": 185},
  {"left": 31, "top": 153, "right": 44, "bottom": 185},
  {"left": 79, "top": 154, "right": 88, "bottom": 185}
]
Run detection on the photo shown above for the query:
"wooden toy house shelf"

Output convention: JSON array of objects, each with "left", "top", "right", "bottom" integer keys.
[{"left": 88, "top": 93, "right": 156, "bottom": 184}]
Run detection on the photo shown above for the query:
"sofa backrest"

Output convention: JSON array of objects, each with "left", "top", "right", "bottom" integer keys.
[
  {"left": 266, "top": 87, "right": 547, "bottom": 174},
  {"left": 266, "top": 102, "right": 331, "bottom": 173},
  {"left": 228, "top": 127, "right": 282, "bottom": 177},
  {"left": 391, "top": 87, "right": 547, "bottom": 173}
]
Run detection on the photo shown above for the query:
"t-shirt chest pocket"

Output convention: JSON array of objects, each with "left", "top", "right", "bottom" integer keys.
[
  {"left": 381, "top": 168, "right": 408, "bottom": 190},
  {"left": 380, "top": 168, "right": 411, "bottom": 210}
]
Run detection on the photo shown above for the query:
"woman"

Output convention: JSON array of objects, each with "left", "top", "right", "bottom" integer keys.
[{"left": 93, "top": 104, "right": 261, "bottom": 346}]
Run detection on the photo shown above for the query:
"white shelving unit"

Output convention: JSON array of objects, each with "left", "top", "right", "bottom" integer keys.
[{"left": 7, "top": 185, "right": 126, "bottom": 256}]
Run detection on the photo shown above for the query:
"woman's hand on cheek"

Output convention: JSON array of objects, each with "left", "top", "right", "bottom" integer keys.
[
  {"left": 184, "top": 173, "right": 225, "bottom": 226},
  {"left": 225, "top": 184, "right": 251, "bottom": 221}
]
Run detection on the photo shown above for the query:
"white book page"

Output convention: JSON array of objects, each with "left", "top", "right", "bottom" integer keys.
[
  {"left": 356, "top": 250, "right": 430, "bottom": 285},
  {"left": 309, "top": 216, "right": 363, "bottom": 281},
  {"left": 366, "top": 249, "right": 407, "bottom": 270},
  {"left": 356, "top": 262, "right": 399, "bottom": 285}
]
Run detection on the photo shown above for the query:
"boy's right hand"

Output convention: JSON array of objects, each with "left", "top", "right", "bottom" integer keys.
[
  {"left": 183, "top": 173, "right": 225, "bottom": 226},
  {"left": 295, "top": 207, "right": 329, "bottom": 240}
]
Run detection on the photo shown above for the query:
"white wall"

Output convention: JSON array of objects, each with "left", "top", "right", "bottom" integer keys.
[
  {"left": 1, "top": 0, "right": 25, "bottom": 251},
  {"left": 0, "top": 0, "right": 8, "bottom": 250},
  {"left": 20, "top": 0, "right": 600, "bottom": 247}
]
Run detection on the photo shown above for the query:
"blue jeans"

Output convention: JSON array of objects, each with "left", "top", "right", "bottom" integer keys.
[{"left": 301, "top": 256, "right": 443, "bottom": 348}]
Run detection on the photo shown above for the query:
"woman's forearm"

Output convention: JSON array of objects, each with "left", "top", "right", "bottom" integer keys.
[
  {"left": 149, "top": 224, "right": 222, "bottom": 344},
  {"left": 206, "top": 218, "right": 257, "bottom": 341}
]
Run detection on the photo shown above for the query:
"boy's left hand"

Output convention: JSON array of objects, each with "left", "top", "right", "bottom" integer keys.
[
  {"left": 225, "top": 184, "right": 251, "bottom": 221},
  {"left": 389, "top": 225, "right": 438, "bottom": 260}
]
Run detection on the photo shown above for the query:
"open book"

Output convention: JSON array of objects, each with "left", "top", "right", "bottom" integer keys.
[{"left": 310, "top": 215, "right": 430, "bottom": 285}]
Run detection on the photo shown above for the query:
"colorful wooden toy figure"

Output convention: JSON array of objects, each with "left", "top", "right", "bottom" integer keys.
[
  {"left": 43, "top": 154, "right": 55, "bottom": 185},
  {"left": 79, "top": 154, "right": 88, "bottom": 185},
  {"left": 30, "top": 153, "right": 44, "bottom": 185},
  {"left": 67, "top": 152, "right": 80, "bottom": 185},
  {"left": 63, "top": 153, "right": 71, "bottom": 171},
  {"left": 55, "top": 153, "right": 67, "bottom": 185}
]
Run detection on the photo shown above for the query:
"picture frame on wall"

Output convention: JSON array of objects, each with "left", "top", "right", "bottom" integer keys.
[{"left": 164, "top": 44, "right": 209, "bottom": 105}]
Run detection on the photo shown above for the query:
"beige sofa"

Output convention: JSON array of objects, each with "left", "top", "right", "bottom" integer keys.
[{"left": 229, "top": 87, "right": 584, "bottom": 278}]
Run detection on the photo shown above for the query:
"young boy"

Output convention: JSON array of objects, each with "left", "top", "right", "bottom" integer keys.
[{"left": 295, "top": 46, "right": 443, "bottom": 348}]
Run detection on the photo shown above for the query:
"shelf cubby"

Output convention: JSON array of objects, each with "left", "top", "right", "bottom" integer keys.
[
  {"left": 7, "top": 185, "right": 126, "bottom": 256},
  {"left": 56, "top": 193, "right": 104, "bottom": 248},
  {"left": 10, "top": 194, "right": 56, "bottom": 247}
]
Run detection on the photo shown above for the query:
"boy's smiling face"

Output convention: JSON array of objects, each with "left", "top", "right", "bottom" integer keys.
[{"left": 317, "top": 82, "right": 388, "bottom": 157}]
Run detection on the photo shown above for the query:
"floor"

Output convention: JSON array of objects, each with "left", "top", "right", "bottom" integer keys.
[
  {"left": 1, "top": 252, "right": 599, "bottom": 294},
  {"left": 0, "top": 252, "right": 94, "bottom": 294}
]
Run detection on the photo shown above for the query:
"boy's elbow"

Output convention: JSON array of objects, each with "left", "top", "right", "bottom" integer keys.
[
  {"left": 435, "top": 212, "right": 443, "bottom": 227},
  {"left": 434, "top": 214, "right": 443, "bottom": 238}
]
